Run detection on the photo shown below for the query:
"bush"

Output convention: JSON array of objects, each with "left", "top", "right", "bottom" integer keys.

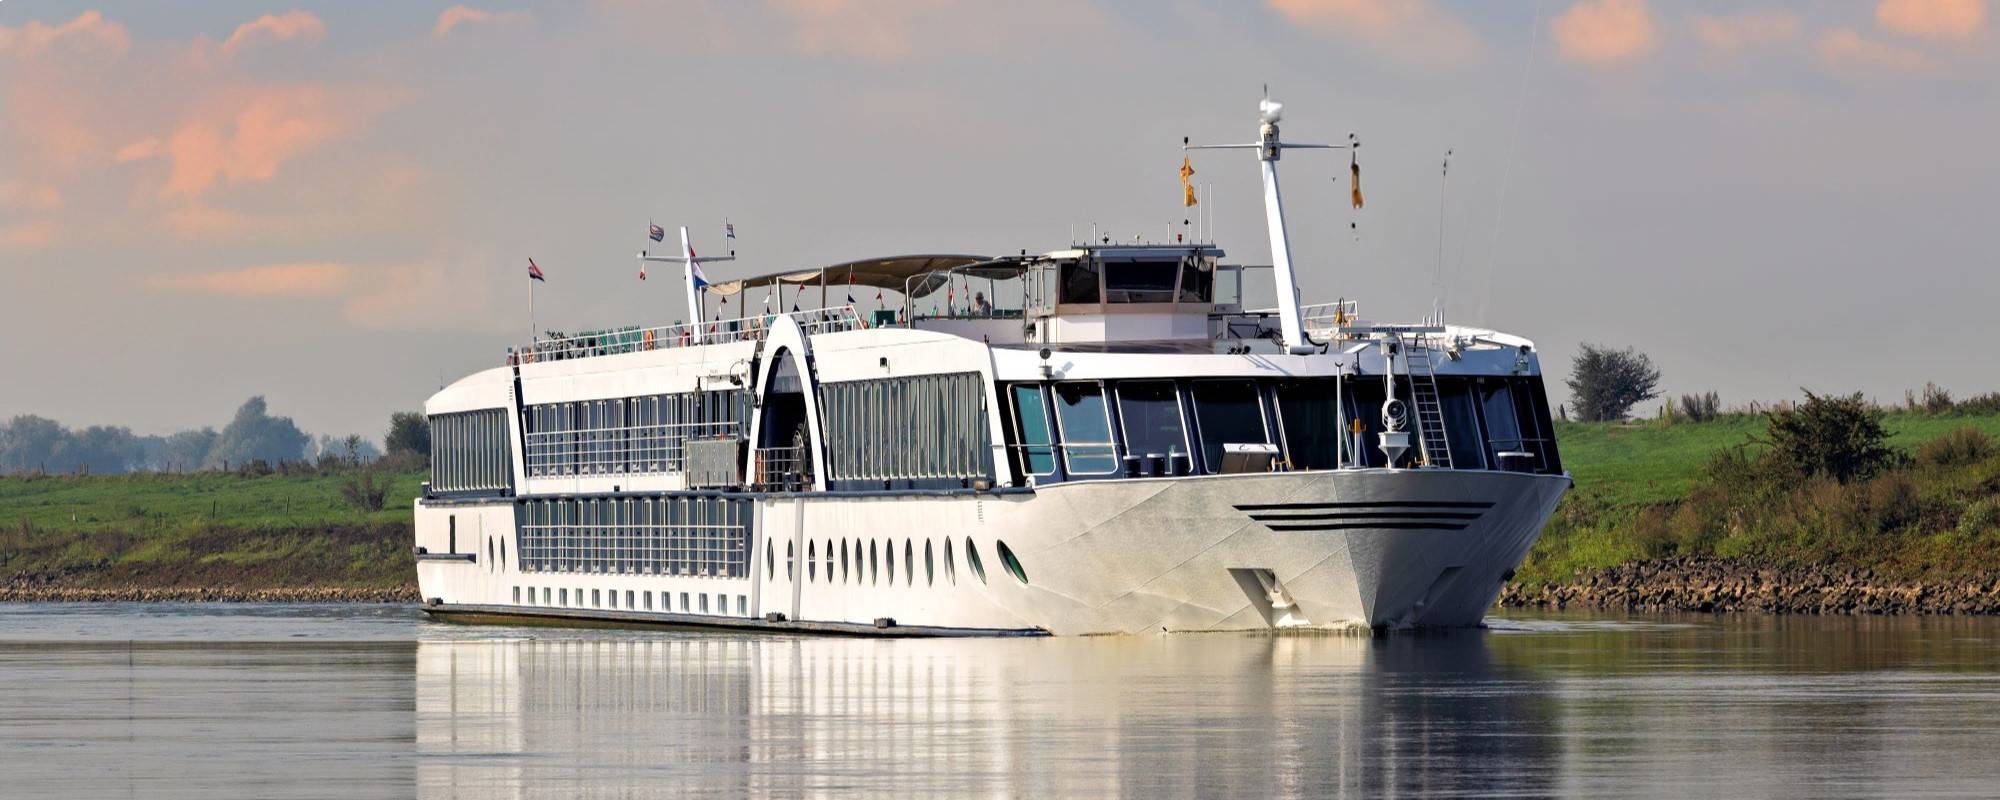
[
  {"left": 1961, "top": 497, "right": 2000, "bottom": 538},
  {"left": 1566, "top": 343, "right": 1662, "bottom": 422},
  {"left": 1922, "top": 382, "right": 1953, "bottom": 414},
  {"left": 1956, "top": 392, "right": 2000, "bottom": 416},
  {"left": 1763, "top": 390, "right": 1896, "bottom": 484},
  {"left": 341, "top": 469, "right": 389, "bottom": 512},
  {"left": 1676, "top": 391, "right": 1722, "bottom": 423},
  {"left": 385, "top": 412, "right": 430, "bottom": 464},
  {"left": 1916, "top": 427, "right": 1996, "bottom": 468}
]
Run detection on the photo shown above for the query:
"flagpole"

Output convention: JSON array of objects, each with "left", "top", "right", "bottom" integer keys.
[{"left": 529, "top": 276, "right": 537, "bottom": 343}]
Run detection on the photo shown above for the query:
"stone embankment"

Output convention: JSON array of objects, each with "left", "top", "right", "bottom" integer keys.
[
  {"left": 1501, "top": 556, "right": 2000, "bottom": 615},
  {"left": 0, "top": 584, "right": 419, "bottom": 603}
]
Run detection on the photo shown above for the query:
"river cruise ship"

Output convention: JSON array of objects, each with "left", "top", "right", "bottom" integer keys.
[{"left": 415, "top": 100, "right": 1570, "bottom": 635}]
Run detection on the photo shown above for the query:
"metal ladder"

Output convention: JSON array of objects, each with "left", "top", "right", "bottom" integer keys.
[{"left": 1404, "top": 338, "right": 1453, "bottom": 469}]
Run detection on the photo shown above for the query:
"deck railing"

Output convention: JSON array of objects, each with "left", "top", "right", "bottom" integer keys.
[
  {"left": 1299, "top": 300, "right": 1360, "bottom": 340},
  {"left": 511, "top": 306, "right": 864, "bottom": 364}
]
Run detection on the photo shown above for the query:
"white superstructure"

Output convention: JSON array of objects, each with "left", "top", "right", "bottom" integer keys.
[{"left": 415, "top": 100, "right": 1570, "bottom": 636}]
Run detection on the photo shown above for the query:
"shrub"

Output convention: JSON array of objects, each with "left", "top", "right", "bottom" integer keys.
[
  {"left": 1566, "top": 343, "right": 1662, "bottom": 422},
  {"left": 341, "top": 469, "right": 389, "bottom": 512},
  {"left": 1763, "top": 390, "right": 1896, "bottom": 483},
  {"left": 1922, "top": 382, "right": 1953, "bottom": 414},
  {"left": 1677, "top": 391, "right": 1722, "bottom": 423},
  {"left": 1956, "top": 392, "right": 2000, "bottom": 416},
  {"left": 1916, "top": 427, "right": 1996, "bottom": 468},
  {"left": 1961, "top": 497, "right": 2000, "bottom": 538}
]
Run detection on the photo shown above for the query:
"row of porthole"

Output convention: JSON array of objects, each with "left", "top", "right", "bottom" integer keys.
[{"left": 766, "top": 536, "right": 1028, "bottom": 588}]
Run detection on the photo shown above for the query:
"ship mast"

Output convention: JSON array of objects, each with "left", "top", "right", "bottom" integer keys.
[
  {"left": 639, "top": 225, "right": 733, "bottom": 343},
  {"left": 1188, "top": 94, "right": 1348, "bottom": 354}
]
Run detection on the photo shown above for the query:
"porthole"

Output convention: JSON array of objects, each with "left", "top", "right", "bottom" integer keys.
[
  {"left": 767, "top": 539, "right": 776, "bottom": 580},
  {"left": 965, "top": 538, "right": 987, "bottom": 584},
  {"left": 924, "top": 539, "right": 935, "bottom": 586},
  {"left": 787, "top": 540, "right": 796, "bottom": 581},
  {"left": 870, "top": 540, "right": 880, "bottom": 585},
  {"left": 997, "top": 540, "right": 1029, "bottom": 585},
  {"left": 886, "top": 540, "right": 896, "bottom": 584},
  {"left": 944, "top": 538, "right": 956, "bottom": 585},
  {"left": 808, "top": 540, "right": 817, "bottom": 581},
  {"left": 825, "top": 539, "right": 833, "bottom": 580},
  {"left": 841, "top": 538, "right": 850, "bottom": 582},
  {"left": 904, "top": 540, "right": 915, "bottom": 585}
]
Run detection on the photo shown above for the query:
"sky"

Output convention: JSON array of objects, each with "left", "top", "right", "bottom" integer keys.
[{"left": 1, "top": 0, "right": 1995, "bottom": 442}]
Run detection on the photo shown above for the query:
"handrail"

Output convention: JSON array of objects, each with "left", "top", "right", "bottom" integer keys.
[{"left": 510, "top": 306, "right": 864, "bottom": 365}]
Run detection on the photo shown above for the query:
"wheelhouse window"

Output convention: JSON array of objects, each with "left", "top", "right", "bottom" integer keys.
[
  {"left": 1010, "top": 384, "right": 1057, "bottom": 477},
  {"left": 1115, "top": 381, "right": 1189, "bottom": 471},
  {"left": 1274, "top": 379, "right": 1341, "bottom": 470},
  {"left": 1177, "top": 259, "right": 1213, "bottom": 303},
  {"left": 1059, "top": 261, "right": 1101, "bottom": 304},
  {"left": 1190, "top": 381, "right": 1268, "bottom": 473},
  {"left": 1102, "top": 260, "right": 1177, "bottom": 303},
  {"left": 1053, "top": 382, "right": 1118, "bottom": 474}
]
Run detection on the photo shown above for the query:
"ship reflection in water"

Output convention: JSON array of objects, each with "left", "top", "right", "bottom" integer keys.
[
  {"left": 412, "top": 615, "right": 2000, "bottom": 798},
  {"left": 5, "top": 605, "right": 2000, "bottom": 798}
]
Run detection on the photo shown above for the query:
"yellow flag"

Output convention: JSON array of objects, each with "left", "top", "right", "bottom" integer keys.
[
  {"left": 1349, "top": 154, "right": 1364, "bottom": 210},
  {"left": 1180, "top": 156, "right": 1197, "bottom": 206}
]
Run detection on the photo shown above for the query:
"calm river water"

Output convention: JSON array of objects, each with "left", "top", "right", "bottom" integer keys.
[{"left": 2, "top": 604, "right": 1998, "bottom": 798}]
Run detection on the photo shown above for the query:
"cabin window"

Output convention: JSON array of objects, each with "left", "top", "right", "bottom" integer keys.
[
  {"left": 1480, "top": 381, "right": 1524, "bottom": 456},
  {"left": 1053, "top": 382, "right": 1118, "bottom": 475},
  {"left": 1438, "top": 380, "right": 1487, "bottom": 469},
  {"left": 1116, "top": 381, "right": 1190, "bottom": 472},
  {"left": 1191, "top": 381, "right": 1268, "bottom": 473},
  {"left": 1275, "top": 379, "right": 1341, "bottom": 470},
  {"left": 429, "top": 408, "right": 511, "bottom": 494},
  {"left": 1177, "top": 259, "right": 1213, "bottom": 303},
  {"left": 1059, "top": 261, "right": 1101, "bottom": 304},
  {"left": 1103, "top": 260, "right": 1177, "bottom": 303},
  {"left": 1010, "top": 384, "right": 1057, "bottom": 477}
]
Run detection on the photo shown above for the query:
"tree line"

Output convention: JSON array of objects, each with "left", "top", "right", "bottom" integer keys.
[{"left": 0, "top": 398, "right": 432, "bottom": 476}]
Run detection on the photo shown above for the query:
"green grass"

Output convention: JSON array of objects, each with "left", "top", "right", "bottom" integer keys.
[
  {"left": 0, "top": 468, "right": 425, "bottom": 590},
  {"left": 1517, "top": 409, "right": 2000, "bottom": 587}
]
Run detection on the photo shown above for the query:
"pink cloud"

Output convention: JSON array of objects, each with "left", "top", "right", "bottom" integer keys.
[
  {"left": 1552, "top": 0, "right": 1659, "bottom": 65},
  {"left": 155, "top": 85, "right": 403, "bottom": 200},
  {"left": 1266, "top": 0, "right": 1482, "bottom": 66},
  {"left": 150, "top": 262, "right": 354, "bottom": 297},
  {"left": 1876, "top": 0, "right": 1987, "bottom": 41},
  {"left": 0, "top": 10, "right": 130, "bottom": 58},
  {"left": 0, "top": 181, "right": 63, "bottom": 212},
  {"left": 0, "top": 221, "right": 57, "bottom": 250},
  {"left": 772, "top": 0, "right": 929, "bottom": 61},
  {"left": 219, "top": 10, "right": 326, "bottom": 57},
  {"left": 433, "top": 5, "right": 531, "bottom": 39},
  {"left": 1819, "top": 28, "right": 1935, "bottom": 71},
  {"left": 1693, "top": 13, "right": 1802, "bottom": 53}
]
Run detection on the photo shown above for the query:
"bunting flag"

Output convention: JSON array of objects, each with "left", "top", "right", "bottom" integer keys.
[
  {"left": 1350, "top": 153, "right": 1364, "bottom": 210},
  {"left": 846, "top": 269, "right": 855, "bottom": 304},
  {"left": 725, "top": 220, "right": 736, "bottom": 241},
  {"left": 527, "top": 258, "right": 546, "bottom": 282},
  {"left": 638, "top": 261, "right": 647, "bottom": 281},
  {"left": 648, "top": 222, "right": 665, "bottom": 242},
  {"left": 1180, "top": 155, "right": 1197, "bottom": 207}
]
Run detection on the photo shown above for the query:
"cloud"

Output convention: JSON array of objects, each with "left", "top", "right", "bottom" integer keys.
[
  {"left": 433, "top": 6, "right": 531, "bottom": 39},
  {"left": 0, "top": 10, "right": 129, "bottom": 58},
  {"left": 1876, "top": 0, "right": 1987, "bottom": 41},
  {"left": 0, "top": 221, "right": 57, "bottom": 250},
  {"left": 1819, "top": 27, "right": 1935, "bottom": 71},
  {"left": 149, "top": 85, "right": 403, "bottom": 200},
  {"left": 1693, "top": 13, "right": 1802, "bottom": 53},
  {"left": 1266, "top": 0, "right": 1482, "bottom": 66},
  {"left": 219, "top": 11, "right": 326, "bottom": 57},
  {"left": 1552, "top": 0, "right": 1659, "bottom": 64},
  {"left": 0, "top": 182, "right": 63, "bottom": 212},
  {"left": 150, "top": 263, "right": 355, "bottom": 297},
  {"left": 771, "top": 0, "right": 929, "bottom": 61}
]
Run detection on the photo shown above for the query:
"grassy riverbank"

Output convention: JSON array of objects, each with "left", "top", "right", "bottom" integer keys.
[
  {"left": 1519, "top": 410, "right": 2000, "bottom": 590},
  {"left": 0, "top": 469, "right": 423, "bottom": 596}
]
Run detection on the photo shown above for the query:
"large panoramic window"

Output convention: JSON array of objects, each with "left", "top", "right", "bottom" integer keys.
[
  {"left": 1010, "top": 384, "right": 1057, "bottom": 477},
  {"left": 1059, "top": 261, "right": 1101, "bottom": 304},
  {"left": 1103, "top": 260, "right": 1177, "bottom": 303},
  {"left": 1191, "top": 381, "right": 1267, "bottom": 473},
  {"left": 1275, "top": 379, "right": 1341, "bottom": 470},
  {"left": 1053, "top": 382, "right": 1118, "bottom": 474},
  {"left": 1116, "top": 381, "right": 1189, "bottom": 469}
]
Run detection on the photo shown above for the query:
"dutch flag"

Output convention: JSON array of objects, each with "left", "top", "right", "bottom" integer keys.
[{"left": 527, "top": 258, "right": 546, "bottom": 282}]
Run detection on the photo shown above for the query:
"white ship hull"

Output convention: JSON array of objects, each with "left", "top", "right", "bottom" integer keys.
[{"left": 418, "top": 468, "right": 1566, "bottom": 635}]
